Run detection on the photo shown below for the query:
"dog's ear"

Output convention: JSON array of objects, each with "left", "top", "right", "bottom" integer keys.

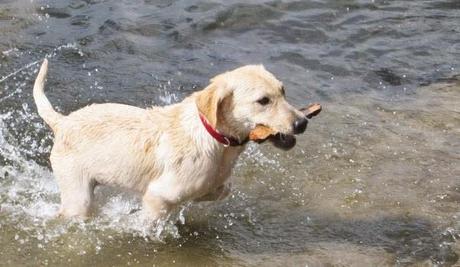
[{"left": 195, "top": 78, "right": 231, "bottom": 128}]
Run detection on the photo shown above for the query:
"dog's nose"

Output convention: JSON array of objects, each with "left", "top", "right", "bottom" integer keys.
[{"left": 293, "top": 117, "right": 308, "bottom": 134}]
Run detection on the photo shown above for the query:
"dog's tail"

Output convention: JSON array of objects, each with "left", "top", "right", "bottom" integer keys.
[{"left": 33, "top": 59, "right": 63, "bottom": 131}]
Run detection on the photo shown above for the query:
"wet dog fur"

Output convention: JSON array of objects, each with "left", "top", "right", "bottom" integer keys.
[{"left": 33, "top": 59, "right": 305, "bottom": 220}]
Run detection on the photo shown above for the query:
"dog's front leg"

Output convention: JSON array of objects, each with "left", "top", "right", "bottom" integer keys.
[
  {"left": 142, "top": 193, "right": 175, "bottom": 221},
  {"left": 194, "top": 183, "right": 232, "bottom": 202},
  {"left": 143, "top": 176, "right": 178, "bottom": 221}
]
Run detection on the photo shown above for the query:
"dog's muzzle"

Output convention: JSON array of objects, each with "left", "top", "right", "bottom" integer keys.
[{"left": 269, "top": 133, "right": 296, "bottom": 150}]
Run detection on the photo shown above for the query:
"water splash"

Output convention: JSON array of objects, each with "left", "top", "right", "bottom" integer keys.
[{"left": 0, "top": 60, "right": 41, "bottom": 84}]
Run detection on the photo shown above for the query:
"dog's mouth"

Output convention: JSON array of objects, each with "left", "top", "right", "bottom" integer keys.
[
  {"left": 248, "top": 125, "right": 297, "bottom": 150},
  {"left": 268, "top": 133, "right": 296, "bottom": 150},
  {"left": 247, "top": 103, "right": 322, "bottom": 150}
]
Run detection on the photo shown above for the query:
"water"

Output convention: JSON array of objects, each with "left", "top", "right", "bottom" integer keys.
[{"left": 1, "top": 0, "right": 459, "bottom": 266}]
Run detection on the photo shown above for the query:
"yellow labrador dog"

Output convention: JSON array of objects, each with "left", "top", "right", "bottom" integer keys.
[{"left": 33, "top": 59, "right": 308, "bottom": 221}]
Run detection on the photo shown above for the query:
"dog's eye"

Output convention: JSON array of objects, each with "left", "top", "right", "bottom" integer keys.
[{"left": 257, "top": 97, "right": 270, "bottom": 106}]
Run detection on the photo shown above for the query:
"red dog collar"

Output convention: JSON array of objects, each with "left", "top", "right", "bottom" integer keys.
[{"left": 199, "top": 114, "right": 248, "bottom": 147}]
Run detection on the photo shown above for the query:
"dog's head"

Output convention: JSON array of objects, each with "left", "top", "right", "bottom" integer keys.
[{"left": 195, "top": 65, "right": 307, "bottom": 149}]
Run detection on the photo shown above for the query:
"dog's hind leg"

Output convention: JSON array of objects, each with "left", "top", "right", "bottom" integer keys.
[
  {"left": 53, "top": 167, "right": 95, "bottom": 219},
  {"left": 58, "top": 178, "right": 95, "bottom": 219}
]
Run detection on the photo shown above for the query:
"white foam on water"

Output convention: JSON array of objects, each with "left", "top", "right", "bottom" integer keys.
[{"left": 0, "top": 117, "right": 60, "bottom": 236}]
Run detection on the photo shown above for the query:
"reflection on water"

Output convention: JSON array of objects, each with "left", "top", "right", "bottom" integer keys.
[{"left": 1, "top": 0, "right": 459, "bottom": 266}]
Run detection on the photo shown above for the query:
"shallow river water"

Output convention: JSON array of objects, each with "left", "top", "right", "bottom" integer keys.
[{"left": 1, "top": 0, "right": 460, "bottom": 266}]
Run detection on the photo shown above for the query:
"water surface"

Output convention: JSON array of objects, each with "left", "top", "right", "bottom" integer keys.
[{"left": 1, "top": 0, "right": 459, "bottom": 266}]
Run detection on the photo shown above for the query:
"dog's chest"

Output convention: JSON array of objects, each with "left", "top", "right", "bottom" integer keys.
[{"left": 177, "top": 146, "right": 243, "bottom": 198}]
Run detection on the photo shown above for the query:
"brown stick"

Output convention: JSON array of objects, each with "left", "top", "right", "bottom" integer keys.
[{"left": 301, "top": 103, "right": 322, "bottom": 119}]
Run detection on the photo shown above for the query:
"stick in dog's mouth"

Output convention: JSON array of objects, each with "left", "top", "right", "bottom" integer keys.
[{"left": 249, "top": 103, "right": 322, "bottom": 150}]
